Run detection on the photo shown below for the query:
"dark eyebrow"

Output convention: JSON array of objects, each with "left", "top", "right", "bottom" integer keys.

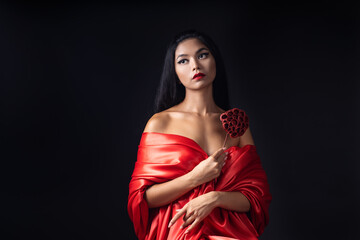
[{"left": 176, "top": 47, "right": 209, "bottom": 60}]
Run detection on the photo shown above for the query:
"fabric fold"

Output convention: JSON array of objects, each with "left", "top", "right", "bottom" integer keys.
[{"left": 128, "top": 132, "right": 271, "bottom": 240}]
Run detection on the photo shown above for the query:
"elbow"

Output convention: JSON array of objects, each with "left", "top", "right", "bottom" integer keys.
[
  {"left": 239, "top": 200, "right": 251, "bottom": 213},
  {"left": 144, "top": 190, "right": 157, "bottom": 208},
  {"left": 144, "top": 187, "right": 164, "bottom": 208},
  {"left": 245, "top": 201, "right": 251, "bottom": 213},
  {"left": 241, "top": 193, "right": 251, "bottom": 212}
]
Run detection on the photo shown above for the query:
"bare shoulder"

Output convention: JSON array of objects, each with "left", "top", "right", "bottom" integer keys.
[
  {"left": 239, "top": 126, "right": 255, "bottom": 148},
  {"left": 143, "top": 111, "right": 171, "bottom": 133}
]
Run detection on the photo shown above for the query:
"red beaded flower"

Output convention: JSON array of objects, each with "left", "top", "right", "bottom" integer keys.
[{"left": 220, "top": 108, "right": 249, "bottom": 147}]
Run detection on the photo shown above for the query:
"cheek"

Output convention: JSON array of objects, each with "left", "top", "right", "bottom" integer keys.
[
  {"left": 175, "top": 65, "right": 187, "bottom": 80},
  {"left": 174, "top": 65, "right": 180, "bottom": 75},
  {"left": 209, "top": 61, "right": 216, "bottom": 77}
]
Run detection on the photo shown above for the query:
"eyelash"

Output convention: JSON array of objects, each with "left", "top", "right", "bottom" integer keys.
[{"left": 177, "top": 52, "right": 209, "bottom": 64}]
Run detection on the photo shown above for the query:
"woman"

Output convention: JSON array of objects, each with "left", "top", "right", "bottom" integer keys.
[{"left": 128, "top": 30, "right": 272, "bottom": 240}]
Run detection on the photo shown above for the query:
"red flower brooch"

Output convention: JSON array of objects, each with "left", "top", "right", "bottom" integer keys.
[{"left": 220, "top": 108, "right": 249, "bottom": 147}]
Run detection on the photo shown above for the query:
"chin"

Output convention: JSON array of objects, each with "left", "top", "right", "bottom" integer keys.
[{"left": 187, "top": 81, "right": 213, "bottom": 90}]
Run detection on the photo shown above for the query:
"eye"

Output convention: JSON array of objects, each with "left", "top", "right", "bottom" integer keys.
[
  {"left": 198, "top": 52, "right": 209, "bottom": 59},
  {"left": 177, "top": 59, "right": 188, "bottom": 64}
]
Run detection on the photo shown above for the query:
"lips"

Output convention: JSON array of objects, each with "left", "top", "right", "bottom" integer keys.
[{"left": 193, "top": 72, "right": 205, "bottom": 79}]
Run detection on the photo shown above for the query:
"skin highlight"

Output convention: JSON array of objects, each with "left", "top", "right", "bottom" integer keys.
[{"left": 143, "top": 37, "right": 254, "bottom": 234}]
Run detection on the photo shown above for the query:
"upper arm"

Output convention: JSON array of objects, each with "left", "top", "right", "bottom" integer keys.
[
  {"left": 238, "top": 126, "right": 255, "bottom": 148},
  {"left": 143, "top": 113, "right": 169, "bottom": 133}
]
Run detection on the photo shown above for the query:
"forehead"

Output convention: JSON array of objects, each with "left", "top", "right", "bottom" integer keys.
[{"left": 175, "top": 38, "right": 207, "bottom": 56}]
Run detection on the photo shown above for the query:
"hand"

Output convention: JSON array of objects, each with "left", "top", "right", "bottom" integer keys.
[
  {"left": 189, "top": 147, "right": 228, "bottom": 186},
  {"left": 168, "top": 192, "right": 219, "bottom": 234}
]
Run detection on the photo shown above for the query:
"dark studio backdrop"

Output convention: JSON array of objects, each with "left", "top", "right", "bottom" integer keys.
[{"left": 1, "top": 1, "right": 359, "bottom": 239}]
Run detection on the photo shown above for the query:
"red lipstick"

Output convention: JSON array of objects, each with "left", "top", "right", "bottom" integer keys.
[{"left": 193, "top": 72, "right": 205, "bottom": 80}]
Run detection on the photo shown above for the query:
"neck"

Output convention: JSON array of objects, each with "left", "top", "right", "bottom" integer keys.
[{"left": 179, "top": 84, "right": 219, "bottom": 116}]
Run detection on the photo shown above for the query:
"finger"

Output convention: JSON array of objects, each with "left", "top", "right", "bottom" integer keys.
[
  {"left": 217, "top": 152, "right": 228, "bottom": 165},
  {"left": 183, "top": 208, "right": 194, "bottom": 222},
  {"left": 212, "top": 148, "right": 225, "bottom": 161},
  {"left": 169, "top": 207, "right": 186, "bottom": 228},
  {"left": 223, "top": 152, "right": 229, "bottom": 162},
  {"left": 220, "top": 151, "right": 227, "bottom": 160},
  {"left": 169, "top": 211, "right": 183, "bottom": 228},
  {"left": 170, "top": 208, "right": 186, "bottom": 226},
  {"left": 184, "top": 218, "right": 201, "bottom": 234},
  {"left": 181, "top": 214, "right": 196, "bottom": 229}
]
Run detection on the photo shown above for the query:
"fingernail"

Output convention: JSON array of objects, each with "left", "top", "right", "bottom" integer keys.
[
  {"left": 168, "top": 222, "right": 172, "bottom": 228},
  {"left": 222, "top": 147, "right": 226, "bottom": 150},
  {"left": 185, "top": 230, "right": 189, "bottom": 234},
  {"left": 180, "top": 225, "right": 183, "bottom": 229}
]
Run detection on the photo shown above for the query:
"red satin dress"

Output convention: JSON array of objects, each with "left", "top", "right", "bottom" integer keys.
[{"left": 128, "top": 132, "right": 272, "bottom": 240}]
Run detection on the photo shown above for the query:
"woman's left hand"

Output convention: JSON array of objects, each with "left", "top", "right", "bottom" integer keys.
[{"left": 168, "top": 191, "right": 218, "bottom": 234}]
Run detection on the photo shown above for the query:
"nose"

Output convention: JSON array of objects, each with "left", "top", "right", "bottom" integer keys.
[{"left": 192, "top": 58, "right": 200, "bottom": 71}]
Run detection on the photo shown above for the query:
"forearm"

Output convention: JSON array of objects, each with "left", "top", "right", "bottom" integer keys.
[
  {"left": 213, "top": 191, "right": 251, "bottom": 212},
  {"left": 144, "top": 172, "right": 198, "bottom": 208}
]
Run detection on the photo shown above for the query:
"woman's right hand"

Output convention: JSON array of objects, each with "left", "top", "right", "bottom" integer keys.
[{"left": 189, "top": 148, "right": 228, "bottom": 186}]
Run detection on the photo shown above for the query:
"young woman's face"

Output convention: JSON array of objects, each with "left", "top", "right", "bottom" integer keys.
[{"left": 174, "top": 38, "right": 216, "bottom": 90}]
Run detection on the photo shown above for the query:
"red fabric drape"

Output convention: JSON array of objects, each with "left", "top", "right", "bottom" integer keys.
[{"left": 128, "top": 132, "right": 272, "bottom": 240}]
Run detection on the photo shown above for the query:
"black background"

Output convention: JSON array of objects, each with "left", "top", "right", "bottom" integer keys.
[{"left": 1, "top": 1, "right": 359, "bottom": 239}]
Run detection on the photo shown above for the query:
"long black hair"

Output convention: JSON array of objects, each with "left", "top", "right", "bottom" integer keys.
[{"left": 153, "top": 29, "right": 230, "bottom": 113}]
